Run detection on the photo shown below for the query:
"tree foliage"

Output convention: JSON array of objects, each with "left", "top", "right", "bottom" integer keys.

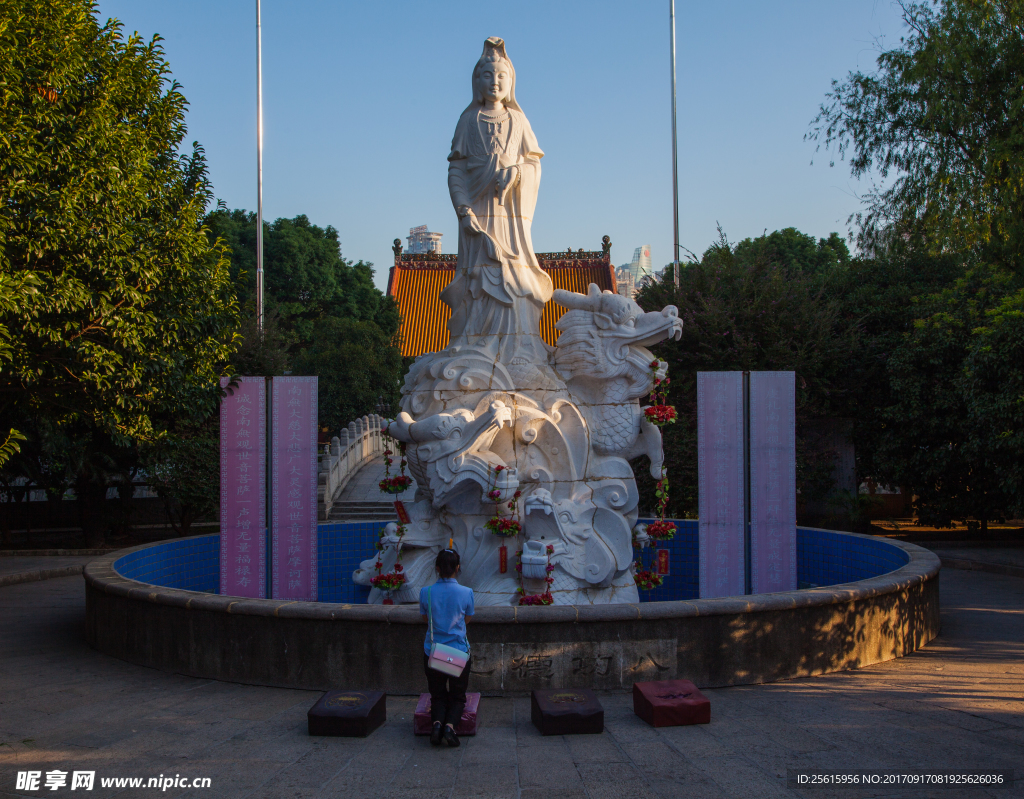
[
  {"left": 810, "top": 0, "right": 1024, "bottom": 527},
  {"left": 205, "top": 209, "right": 404, "bottom": 426},
  {"left": 875, "top": 266, "right": 1023, "bottom": 525},
  {"left": 0, "top": 0, "right": 240, "bottom": 542},
  {"left": 205, "top": 210, "right": 401, "bottom": 345},
  {"left": 0, "top": 0, "right": 239, "bottom": 459},
  {"left": 809, "top": 0, "right": 1024, "bottom": 269},
  {"left": 142, "top": 416, "right": 219, "bottom": 537},
  {"left": 635, "top": 229, "right": 862, "bottom": 519},
  {"left": 292, "top": 318, "right": 404, "bottom": 432}
]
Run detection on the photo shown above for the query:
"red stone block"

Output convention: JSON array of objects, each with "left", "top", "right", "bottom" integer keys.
[
  {"left": 632, "top": 679, "right": 710, "bottom": 727},
  {"left": 413, "top": 692, "right": 480, "bottom": 735},
  {"left": 531, "top": 689, "right": 604, "bottom": 735}
]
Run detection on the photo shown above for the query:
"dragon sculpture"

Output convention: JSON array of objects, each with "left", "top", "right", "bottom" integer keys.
[{"left": 355, "top": 284, "right": 681, "bottom": 605}]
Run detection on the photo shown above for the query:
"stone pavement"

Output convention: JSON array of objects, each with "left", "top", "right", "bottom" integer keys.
[
  {"left": 336, "top": 454, "right": 417, "bottom": 503},
  {"left": 1, "top": 569, "right": 1022, "bottom": 799},
  {"left": 0, "top": 556, "right": 94, "bottom": 587},
  {"left": 928, "top": 547, "right": 1024, "bottom": 572},
  {"left": 0, "top": 557, "right": 95, "bottom": 579}
]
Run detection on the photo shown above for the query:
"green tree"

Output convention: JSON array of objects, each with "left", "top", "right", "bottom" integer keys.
[
  {"left": 731, "top": 228, "right": 851, "bottom": 277},
  {"left": 292, "top": 318, "right": 403, "bottom": 432},
  {"left": 205, "top": 209, "right": 401, "bottom": 343},
  {"left": 828, "top": 250, "right": 966, "bottom": 483},
  {"left": 205, "top": 208, "right": 404, "bottom": 426},
  {"left": 962, "top": 290, "right": 1024, "bottom": 517},
  {"left": 811, "top": 0, "right": 1024, "bottom": 527},
  {"left": 809, "top": 0, "right": 1024, "bottom": 269},
  {"left": 0, "top": 0, "right": 239, "bottom": 543},
  {"left": 635, "top": 229, "right": 862, "bottom": 519},
  {"left": 877, "top": 266, "right": 1019, "bottom": 527},
  {"left": 142, "top": 416, "right": 219, "bottom": 537}
]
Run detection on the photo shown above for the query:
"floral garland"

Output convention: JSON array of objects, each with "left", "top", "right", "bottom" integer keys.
[
  {"left": 371, "top": 521, "right": 407, "bottom": 603},
  {"left": 632, "top": 473, "right": 674, "bottom": 591},
  {"left": 647, "top": 473, "right": 676, "bottom": 541},
  {"left": 643, "top": 359, "right": 677, "bottom": 427},
  {"left": 632, "top": 524, "right": 666, "bottom": 592},
  {"left": 516, "top": 543, "right": 555, "bottom": 605},
  {"left": 370, "top": 570, "right": 406, "bottom": 593},
  {"left": 634, "top": 359, "right": 678, "bottom": 593},
  {"left": 379, "top": 426, "right": 413, "bottom": 494},
  {"left": 484, "top": 465, "right": 521, "bottom": 537},
  {"left": 634, "top": 569, "right": 663, "bottom": 591}
]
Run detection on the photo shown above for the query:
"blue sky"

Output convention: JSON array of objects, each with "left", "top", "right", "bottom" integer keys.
[{"left": 96, "top": 1, "right": 905, "bottom": 291}]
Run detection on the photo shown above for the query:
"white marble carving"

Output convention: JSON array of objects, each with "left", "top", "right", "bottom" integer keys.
[{"left": 361, "top": 37, "right": 682, "bottom": 605}]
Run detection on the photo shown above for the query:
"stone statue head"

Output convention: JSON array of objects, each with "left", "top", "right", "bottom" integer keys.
[{"left": 470, "top": 37, "right": 521, "bottom": 112}]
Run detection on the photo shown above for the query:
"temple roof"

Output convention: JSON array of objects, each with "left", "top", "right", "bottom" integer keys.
[{"left": 388, "top": 248, "right": 616, "bottom": 357}]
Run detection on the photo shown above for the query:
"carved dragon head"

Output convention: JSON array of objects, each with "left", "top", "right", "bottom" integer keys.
[{"left": 551, "top": 284, "right": 682, "bottom": 394}]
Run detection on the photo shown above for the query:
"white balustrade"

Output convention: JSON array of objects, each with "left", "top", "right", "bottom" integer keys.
[{"left": 317, "top": 413, "right": 389, "bottom": 520}]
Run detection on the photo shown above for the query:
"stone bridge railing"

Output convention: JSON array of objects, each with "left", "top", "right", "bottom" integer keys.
[{"left": 317, "top": 414, "right": 386, "bottom": 520}]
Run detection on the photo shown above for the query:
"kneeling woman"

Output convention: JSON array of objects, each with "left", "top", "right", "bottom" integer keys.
[{"left": 419, "top": 549, "right": 474, "bottom": 747}]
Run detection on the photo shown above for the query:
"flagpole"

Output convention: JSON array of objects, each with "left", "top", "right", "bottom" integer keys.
[
  {"left": 256, "top": 0, "right": 265, "bottom": 335},
  {"left": 670, "top": 0, "right": 680, "bottom": 289}
]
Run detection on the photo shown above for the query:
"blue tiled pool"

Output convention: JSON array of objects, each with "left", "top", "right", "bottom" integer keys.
[{"left": 112, "top": 521, "right": 909, "bottom": 603}]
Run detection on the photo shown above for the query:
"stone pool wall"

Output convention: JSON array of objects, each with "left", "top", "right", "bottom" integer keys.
[{"left": 83, "top": 527, "right": 938, "bottom": 694}]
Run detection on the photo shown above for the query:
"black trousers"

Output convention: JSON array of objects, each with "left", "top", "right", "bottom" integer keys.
[{"left": 423, "top": 654, "right": 471, "bottom": 727}]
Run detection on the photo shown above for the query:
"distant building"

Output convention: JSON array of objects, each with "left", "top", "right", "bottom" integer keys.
[
  {"left": 407, "top": 225, "right": 443, "bottom": 255},
  {"left": 388, "top": 241, "right": 615, "bottom": 357},
  {"left": 616, "top": 245, "right": 652, "bottom": 297},
  {"left": 615, "top": 266, "right": 635, "bottom": 297}
]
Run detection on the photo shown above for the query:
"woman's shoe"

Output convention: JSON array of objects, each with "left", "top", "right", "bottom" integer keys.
[
  {"left": 430, "top": 721, "right": 443, "bottom": 746},
  {"left": 443, "top": 724, "right": 460, "bottom": 747}
]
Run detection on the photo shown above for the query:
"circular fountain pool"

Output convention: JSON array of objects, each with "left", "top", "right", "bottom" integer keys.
[{"left": 84, "top": 523, "right": 939, "bottom": 694}]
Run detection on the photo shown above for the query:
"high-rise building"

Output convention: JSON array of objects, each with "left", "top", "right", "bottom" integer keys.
[
  {"left": 615, "top": 245, "right": 652, "bottom": 297},
  {"left": 407, "top": 225, "right": 443, "bottom": 255},
  {"left": 615, "top": 266, "right": 635, "bottom": 297}
]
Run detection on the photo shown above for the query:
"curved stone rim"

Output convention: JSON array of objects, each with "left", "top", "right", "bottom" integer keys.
[{"left": 83, "top": 528, "right": 939, "bottom": 625}]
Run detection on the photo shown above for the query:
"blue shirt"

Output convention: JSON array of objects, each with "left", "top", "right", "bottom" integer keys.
[{"left": 419, "top": 578, "right": 474, "bottom": 656}]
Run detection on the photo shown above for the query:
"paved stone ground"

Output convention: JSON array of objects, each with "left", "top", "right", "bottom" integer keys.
[
  {"left": 0, "top": 557, "right": 94, "bottom": 579},
  {"left": 928, "top": 547, "right": 1024, "bottom": 570},
  {"left": 336, "top": 455, "right": 417, "bottom": 504},
  {"left": 1, "top": 569, "right": 1022, "bottom": 799}
]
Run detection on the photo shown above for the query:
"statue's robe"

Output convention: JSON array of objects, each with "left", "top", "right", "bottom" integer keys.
[{"left": 444, "top": 105, "right": 552, "bottom": 365}]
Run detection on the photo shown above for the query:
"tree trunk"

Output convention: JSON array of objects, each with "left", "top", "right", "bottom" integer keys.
[
  {"left": 22, "top": 490, "right": 31, "bottom": 546},
  {"left": 76, "top": 480, "right": 108, "bottom": 548}
]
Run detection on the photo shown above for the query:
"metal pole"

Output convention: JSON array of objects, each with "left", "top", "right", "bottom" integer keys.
[
  {"left": 743, "top": 371, "right": 751, "bottom": 595},
  {"left": 256, "top": 0, "right": 265, "bottom": 335},
  {"left": 670, "top": 0, "right": 680, "bottom": 289}
]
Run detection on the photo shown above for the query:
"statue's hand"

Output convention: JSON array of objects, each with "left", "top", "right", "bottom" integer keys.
[
  {"left": 460, "top": 208, "right": 483, "bottom": 236},
  {"left": 456, "top": 205, "right": 473, "bottom": 218},
  {"left": 495, "top": 166, "right": 520, "bottom": 201}
]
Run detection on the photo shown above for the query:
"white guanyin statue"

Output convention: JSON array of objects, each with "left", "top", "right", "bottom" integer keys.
[{"left": 357, "top": 37, "right": 682, "bottom": 605}]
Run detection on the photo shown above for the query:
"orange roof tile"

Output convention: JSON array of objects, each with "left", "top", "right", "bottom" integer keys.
[{"left": 389, "top": 251, "right": 616, "bottom": 357}]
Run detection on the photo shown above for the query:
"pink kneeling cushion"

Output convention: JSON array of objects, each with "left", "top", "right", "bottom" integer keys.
[{"left": 413, "top": 692, "right": 480, "bottom": 735}]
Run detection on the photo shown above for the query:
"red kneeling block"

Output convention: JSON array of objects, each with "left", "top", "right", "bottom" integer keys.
[
  {"left": 413, "top": 692, "right": 480, "bottom": 735},
  {"left": 633, "top": 679, "right": 710, "bottom": 727}
]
